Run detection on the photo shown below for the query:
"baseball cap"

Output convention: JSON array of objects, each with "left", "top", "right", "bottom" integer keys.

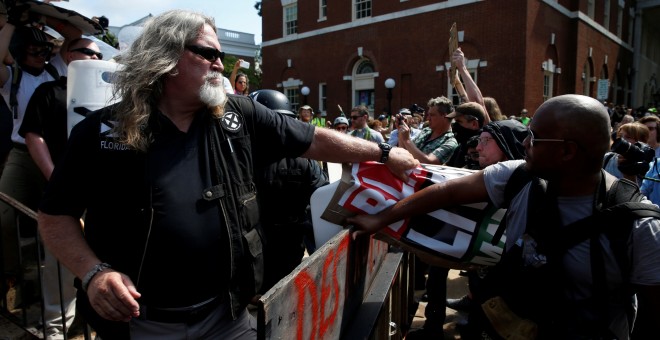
[
  {"left": 398, "top": 108, "right": 411, "bottom": 115},
  {"left": 446, "top": 102, "right": 486, "bottom": 126},
  {"left": 378, "top": 114, "right": 387, "bottom": 121},
  {"left": 334, "top": 116, "right": 349, "bottom": 126}
]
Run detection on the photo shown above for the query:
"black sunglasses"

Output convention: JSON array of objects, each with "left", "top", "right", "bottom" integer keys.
[
  {"left": 185, "top": 45, "right": 225, "bottom": 63},
  {"left": 70, "top": 47, "right": 103, "bottom": 59},
  {"left": 27, "top": 47, "right": 53, "bottom": 58}
]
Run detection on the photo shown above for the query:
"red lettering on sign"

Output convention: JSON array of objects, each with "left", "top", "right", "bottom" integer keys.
[{"left": 294, "top": 235, "right": 349, "bottom": 340}]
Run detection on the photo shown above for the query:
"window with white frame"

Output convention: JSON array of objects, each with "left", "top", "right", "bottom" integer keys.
[
  {"left": 543, "top": 72, "right": 554, "bottom": 102},
  {"left": 603, "top": 0, "right": 610, "bottom": 29},
  {"left": 353, "top": 59, "right": 375, "bottom": 112},
  {"left": 285, "top": 88, "right": 300, "bottom": 112},
  {"left": 542, "top": 59, "right": 557, "bottom": 102},
  {"left": 587, "top": 0, "right": 595, "bottom": 19},
  {"left": 583, "top": 63, "right": 592, "bottom": 95},
  {"left": 616, "top": 4, "right": 623, "bottom": 37},
  {"left": 627, "top": 9, "right": 634, "bottom": 44},
  {"left": 354, "top": 0, "right": 371, "bottom": 20},
  {"left": 284, "top": 4, "right": 298, "bottom": 36},
  {"left": 319, "top": 83, "right": 327, "bottom": 114},
  {"left": 448, "top": 70, "right": 477, "bottom": 105},
  {"left": 319, "top": 0, "right": 327, "bottom": 20}
]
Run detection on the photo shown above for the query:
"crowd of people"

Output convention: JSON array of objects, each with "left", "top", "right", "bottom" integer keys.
[{"left": 1, "top": 3, "right": 659, "bottom": 340}]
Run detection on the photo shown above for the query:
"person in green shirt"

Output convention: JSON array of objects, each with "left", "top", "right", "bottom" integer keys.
[{"left": 520, "top": 108, "right": 531, "bottom": 126}]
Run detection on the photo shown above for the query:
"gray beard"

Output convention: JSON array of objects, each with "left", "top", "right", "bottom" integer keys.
[{"left": 199, "top": 73, "right": 227, "bottom": 108}]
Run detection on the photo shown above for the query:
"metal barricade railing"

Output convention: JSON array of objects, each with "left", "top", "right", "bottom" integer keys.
[{"left": 0, "top": 191, "right": 83, "bottom": 340}]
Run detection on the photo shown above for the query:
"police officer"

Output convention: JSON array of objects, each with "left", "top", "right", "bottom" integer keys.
[{"left": 249, "top": 89, "right": 329, "bottom": 292}]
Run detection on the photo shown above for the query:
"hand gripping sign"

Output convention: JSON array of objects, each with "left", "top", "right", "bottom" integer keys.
[{"left": 317, "top": 162, "right": 507, "bottom": 269}]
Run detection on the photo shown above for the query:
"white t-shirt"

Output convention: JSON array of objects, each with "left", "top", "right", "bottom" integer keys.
[
  {"left": 483, "top": 159, "right": 660, "bottom": 339},
  {"left": 0, "top": 54, "right": 67, "bottom": 145}
]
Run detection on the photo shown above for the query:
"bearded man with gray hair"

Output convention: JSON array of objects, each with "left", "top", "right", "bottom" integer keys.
[{"left": 37, "top": 10, "right": 418, "bottom": 339}]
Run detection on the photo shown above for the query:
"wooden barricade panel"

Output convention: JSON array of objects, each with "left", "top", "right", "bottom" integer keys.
[{"left": 257, "top": 229, "right": 389, "bottom": 340}]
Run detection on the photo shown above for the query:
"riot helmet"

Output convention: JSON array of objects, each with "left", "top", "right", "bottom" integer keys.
[{"left": 249, "top": 89, "right": 295, "bottom": 117}]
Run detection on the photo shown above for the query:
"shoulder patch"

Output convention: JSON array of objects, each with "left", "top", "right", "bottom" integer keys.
[{"left": 221, "top": 111, "right": 243, "bottom": 132}]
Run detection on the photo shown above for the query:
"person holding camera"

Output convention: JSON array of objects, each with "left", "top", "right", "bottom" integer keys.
[
  {"left": 603, "top": 122, "right": 654, "bottom": 184},
  {"left": 386, "top": 108, "right": 420, "bottom": 146}
]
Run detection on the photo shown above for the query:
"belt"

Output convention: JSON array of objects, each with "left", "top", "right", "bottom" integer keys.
[
  {"left": 12, "top": 143, "right": 28, "bottom": 152},
  {"left": 140, "top": 296, "right": 222, "bottom": 325}
]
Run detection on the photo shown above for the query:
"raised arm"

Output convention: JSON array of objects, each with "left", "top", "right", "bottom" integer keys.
[
  {"left": 453, "top": 48, "right": 490, "bottom": 124},
  {"left": 229, "top": 59, "right": 243, "bottom": 89}
]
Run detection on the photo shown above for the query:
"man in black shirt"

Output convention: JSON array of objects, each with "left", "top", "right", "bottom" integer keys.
[
  {"left": 19, "top": 36, "right": 102, "bottom": 340},
  {"left": 37, "top": 10, "right": 418, "bottom": 339}
]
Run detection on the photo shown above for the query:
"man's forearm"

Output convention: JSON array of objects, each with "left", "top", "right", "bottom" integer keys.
[
  {"left": 25, "top": 133, "right": 54, "bottom": 180},
  {"left": 381, "top": 170, "right": 489, "bottom": 225},
  {"left": 302, "top": 127, "right": 380, "bottom": 163},
  {"left": 38, "top": 212, "right": 101, "bottom": 280}
]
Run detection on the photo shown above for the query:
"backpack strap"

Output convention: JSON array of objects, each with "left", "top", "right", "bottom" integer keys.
[
  {"left": 44, "top": 62, "right": 60, "bottom": 81},
  {"left": 503, "top": 163, "right": 533, "bottom": 208},
  {"left": 9, "top": 63, "right": 60, "bottom": 119},
  {"left": 10, "top": 64, "right": 23, "bottom": 119},
  {"left": 491, "top": 163, "right": 534, "bottom": 245}
]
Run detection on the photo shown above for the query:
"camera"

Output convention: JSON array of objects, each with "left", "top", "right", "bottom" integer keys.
[
  {"left": 410, "top": 103, "right": 425, "bottom": 114},
  {"left": 397, "top": 114, "right": 404, "bottom": 125},
  {"left": 610, "top": 138, "right": 655, "bottom": 176}
]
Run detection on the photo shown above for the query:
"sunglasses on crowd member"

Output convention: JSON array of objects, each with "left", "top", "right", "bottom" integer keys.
[
  {"left": 185, "top": 45, "right": 225, "bottom": 63},
  {"left": 27, "top": 47, "right": 52, "bottom": 58},
  {"left": 69, "top": 47, "right": 103, "bottom": 59},
  {"left": 351, "top": 115, "right": 363, "bottom": 120}
]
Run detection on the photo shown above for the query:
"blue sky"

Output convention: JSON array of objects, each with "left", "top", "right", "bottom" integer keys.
[{"left": 51, "top": 0, "right": 263, "bottom": 44}]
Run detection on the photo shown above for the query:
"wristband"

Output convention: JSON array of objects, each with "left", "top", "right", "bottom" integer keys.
[{"left": 82, "top": 262, "right": 111, "bottom": 292}]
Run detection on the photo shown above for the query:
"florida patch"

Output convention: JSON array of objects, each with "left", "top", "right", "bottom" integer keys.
[{"left": 221, "top": 111, "right": 243, "bottom": 132}]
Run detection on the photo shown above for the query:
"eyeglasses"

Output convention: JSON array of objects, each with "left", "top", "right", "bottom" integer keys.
[
  {"left": 185, "top": 45, "right": 225, "bottom": 63},
  {"left": 336, "top": 126, "right": 348, "bottom": 131},
  {"left": 350, "top": 116, "right": 362, "bottom": 120},
  {"left": 27, "top": 48, "right": 52, "bottom": 58},
  {"left": 477, "top": 136, "right": 494, "bottom": 145},
  {"left": 527, "top": 127, "right": 565, "bottom": 147},
  {"left": 69, "top": 47, "right": 103, "bottom": 59}
]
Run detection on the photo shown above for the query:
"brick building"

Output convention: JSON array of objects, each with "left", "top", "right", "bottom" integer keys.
[{"left": 260, "top": 0, "right": 660, "bottom": 121}]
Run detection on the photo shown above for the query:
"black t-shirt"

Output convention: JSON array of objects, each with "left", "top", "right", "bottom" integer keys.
[
  {"left": 138, "top": 111, "right": 226, "bottom": 306},
  {"left": 19, "top": 77, "right": 68, "bottom": 165},
  {"left": 40, "top": 96, "right": 315, "bottom": 307}
]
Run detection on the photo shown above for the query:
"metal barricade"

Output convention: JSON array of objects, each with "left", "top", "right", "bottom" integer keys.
[{"left": 0, "top": 191, "right": 86, "bottom": 340}]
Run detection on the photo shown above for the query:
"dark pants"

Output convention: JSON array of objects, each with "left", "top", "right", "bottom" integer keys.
[{"left": 423, "top": 265, "right": 448, "bottom": 332}]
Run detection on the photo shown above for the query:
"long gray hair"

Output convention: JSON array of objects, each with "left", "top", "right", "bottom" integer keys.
[{"left": 111, "top": 10, "right": 216, "bottom": 151}]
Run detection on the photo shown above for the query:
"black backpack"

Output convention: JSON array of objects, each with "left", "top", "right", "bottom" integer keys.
[{"left": 465, "top": 164, "right": 660, "bottom": 339}]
